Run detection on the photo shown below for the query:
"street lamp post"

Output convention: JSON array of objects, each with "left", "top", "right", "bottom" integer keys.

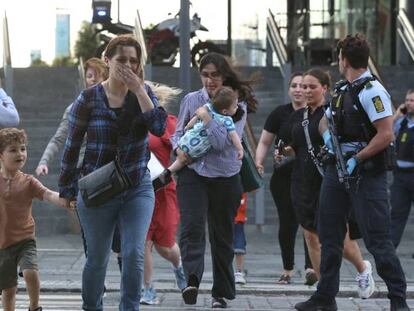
[{"left": 179, "top": 0, "right": 191, "bottom": 94}]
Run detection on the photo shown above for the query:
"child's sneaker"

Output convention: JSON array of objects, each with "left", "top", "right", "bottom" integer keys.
[
  {"left": 173, "top": 265, "right": 187, "bottom": 290},
  {"left": 356, "top": 260, "right": 375, "bottom": 299},
  {"left": 28, "top": 307, "right": 42, "bottom": 311},
  {"left": 304, "top": 269, "right": 318, "bottom": 286},
  {"left": 234, "top": 271, "right": 246, "bottom": 285},
  {"left": 140, "top": 285, "right": 159, "bottom": 305}
]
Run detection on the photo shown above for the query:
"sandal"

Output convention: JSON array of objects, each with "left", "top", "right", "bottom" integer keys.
[
  {"left": 212, "top": 297, "right": 227, "bottom": 308},
  {"left": 276, "top": 274, "right": 291, "bottom": 284}
]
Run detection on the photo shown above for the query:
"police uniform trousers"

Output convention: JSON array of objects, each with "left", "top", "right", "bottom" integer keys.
[
  {"left": 314, "top": 164, "right": 407, "bottom": 302},
  {"left": 390, "top": 167, "right": 414, "bottom": 248}
]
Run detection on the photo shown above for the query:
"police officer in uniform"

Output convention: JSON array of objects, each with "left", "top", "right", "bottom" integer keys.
[
  {"left": 295, "top": 34, "right": 410, "bottom": 311},
  {"left": 390, "top": 90, "right": 414, "bottom": 249}
]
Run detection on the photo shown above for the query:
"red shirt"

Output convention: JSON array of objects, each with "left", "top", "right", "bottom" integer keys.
[
  {"left": 234, "top": 193, "right": 247, "bottom": 224},
  {"left": 147, "top": 114, "right": 179, "bottom": 245}
]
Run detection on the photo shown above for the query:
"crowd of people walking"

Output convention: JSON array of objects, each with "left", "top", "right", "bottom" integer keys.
[{"left": 0, "top": 32, "right": 412, "bottom": 311}]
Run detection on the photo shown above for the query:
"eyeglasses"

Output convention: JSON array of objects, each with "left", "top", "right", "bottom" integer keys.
[
  {"left": 200, "top": 71, "right": 222, "bottom": 80},
  {"left": 290, "top": 83, "right": 301, "bottom": 88}
]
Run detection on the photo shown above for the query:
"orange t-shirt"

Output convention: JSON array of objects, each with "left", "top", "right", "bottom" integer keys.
[
  {"left": 234, "top": 193, "right": 247, "bottom": 224},
  {"left": 0, "top": 171, "right": 47, "bottom": 249}
]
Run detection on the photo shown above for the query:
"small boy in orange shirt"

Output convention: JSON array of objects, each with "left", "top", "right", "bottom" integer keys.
[
  {"left": 0, "top": 128, "right": 73, "bottom": 311},
  {"left": 234, "top": 193, "right": 247, "bottom": 285}
]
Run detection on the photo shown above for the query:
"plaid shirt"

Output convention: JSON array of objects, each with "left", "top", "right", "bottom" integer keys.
[{"left": 59, "top": 83, "right": 167, "bottom": 199}]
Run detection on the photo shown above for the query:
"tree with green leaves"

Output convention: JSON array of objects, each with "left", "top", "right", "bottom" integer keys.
[
  {"left": 74, "top": 21, "right": 100, "bottom": 63},
  {"left": 30, "top": 58, "right": 49, "bottom": 67},
  {"left": 52, "top": 56, "right": 75, "bottom": 67}
]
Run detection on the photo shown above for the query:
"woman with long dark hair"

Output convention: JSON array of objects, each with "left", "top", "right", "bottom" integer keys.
[
  {"left": 255, "top": 72, "right": 316, "bottom": 285},
  {"left": 171, "top": 52, "right": 257, "bottom": 309}
]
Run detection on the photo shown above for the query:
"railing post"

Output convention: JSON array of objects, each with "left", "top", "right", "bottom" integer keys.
[
  {"left": 4, "top": 65, "right": 13, "bottom": 98},
  {"left": 266, "top": 38, "right": 273, "bottom": 67},
  {"left": 3, "top": 12, "right": 13, "bottom": 97},
  {"left": 134, "top": 10, "right": 151, "bottom": 80},
  {"left": 254, "top": 187, "right": 265, "bottom": 229},
  {"left": 179, "top": 0, "right": 191, "bottom": 94},
  {"left": 283, "top": 63, "right": 291, "bottom": 104},
  {"left": 144, "top": 64, "right": 152, "bottom": 81}
]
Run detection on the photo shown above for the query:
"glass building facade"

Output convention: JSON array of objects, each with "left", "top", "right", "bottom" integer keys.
[{"left": 265, "top": 0, "right": 413, "bottom": 66}]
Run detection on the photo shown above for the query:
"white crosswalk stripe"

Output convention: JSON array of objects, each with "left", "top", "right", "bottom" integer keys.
[{"left": 4, "top": 293, "right": 84, "bottom": 311}]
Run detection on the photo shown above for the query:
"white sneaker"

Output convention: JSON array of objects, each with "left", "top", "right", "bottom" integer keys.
[
  {"left": 173, "top": 265, "right": 187, "bottom": 290},
  {"left": 356, "top": 260, "right": 375, "bottom": 299},
  {"left": 140, "top": 285, "right": 159, "bottom": 305},
  {"left": 235, "top": 271, "right": 246, "bottom": 285}
]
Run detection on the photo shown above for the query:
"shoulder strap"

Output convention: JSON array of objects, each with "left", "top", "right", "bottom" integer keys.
[
  {"left": 349, "top": 77, "right": 377, "bottom": 140},
  {"left": 302, "top": 107, "right": 324, "bottom": 177},
  {"left": 400, "top": 117, "right": 409, "bottom": 132}
]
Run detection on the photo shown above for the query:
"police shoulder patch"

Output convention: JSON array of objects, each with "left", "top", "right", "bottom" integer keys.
[{"left": 372, "top": 96, "right": 385, "bottom": 113}]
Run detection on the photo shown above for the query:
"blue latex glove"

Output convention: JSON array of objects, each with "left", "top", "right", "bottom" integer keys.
[
  {"left": 346, "top": 156, "right": 358, "bottom": 175},
  {"left": 322, "top": 130, "right": 334, "bottom": 154}
]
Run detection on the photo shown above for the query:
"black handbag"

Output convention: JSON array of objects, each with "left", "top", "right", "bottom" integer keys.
[
  {"left": 239, "top": 139, "right": 263, "bottom": 192},
  {"left": 78, "top": 158, "right": 132, "bottom": 207}
]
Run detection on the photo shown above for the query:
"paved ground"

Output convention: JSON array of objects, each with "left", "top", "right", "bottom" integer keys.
[
  {"left": 9, "top": 292, "right": 414, "bottom": 310},
  {"left": 2, "top": 222, "right": 414, "bottom": 310}
]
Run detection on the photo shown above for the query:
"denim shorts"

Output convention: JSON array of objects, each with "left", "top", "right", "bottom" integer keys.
[
  {"left": 0, "top": 239, "right": 38, "bottom": 290},
  {"left": 233, "top": 223, "right": 246, "bottom": 254}
]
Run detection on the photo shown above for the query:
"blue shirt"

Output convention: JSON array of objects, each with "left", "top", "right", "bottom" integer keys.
[
  {"left": 394, "top": 116, "right": 414, "bottom": 168},
  {"left": 59, "top": 83, "right": 167, "bottom": 199},
  {"left": 177, "top": 102, "right": 236, "bottom": 159},
  {"left": 171, "top": 87, "right": 247, "bottom": 178},
  {"left": 0, "top": 88, "right": 19, "bottom": 128}
]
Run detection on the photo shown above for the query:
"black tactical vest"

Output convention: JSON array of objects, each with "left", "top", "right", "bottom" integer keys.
[
  {"left": 396, "top": 118, "right": 414, "bottom": 161},
  {"left": 331, "top": 76, "right": 393, "bottom": 171},
  {"left": 331, "top": 77, "right": 377, "bottom": 143}
]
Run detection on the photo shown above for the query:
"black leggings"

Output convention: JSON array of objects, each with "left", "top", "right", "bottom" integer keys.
[{"left": 270, "top": 167, "right": 312, "bottom": 271}]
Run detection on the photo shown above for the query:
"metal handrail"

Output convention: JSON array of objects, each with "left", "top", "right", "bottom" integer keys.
[
  {"left": 78, "top": 57, "right": 86, "bottom": 90},
  {"left": 244, "top": 117, "right": 257, "bottom": 151},
  {"left": 397, "top": 8, "right": 414, "bottom": 61},
  {"left": 266, "top": 9, "right": 291, "bottom": 105},
  {"left": 266, "top": 9, "right": 288, "bottom": 75},
  {"left": 134, "top": 10, "right": 148, "bottom": 65},
  {"left": 2, "top": 11, "right": 13, "bottom": 97},
  {"left": 368, "top": 57, "right": 384, "bottom": 84},
  {"left": 3, "top": 12, "right": 11, "bottom": 68},
  {"left": 368, "top": 56, "right": 398, "bottom": 109}
]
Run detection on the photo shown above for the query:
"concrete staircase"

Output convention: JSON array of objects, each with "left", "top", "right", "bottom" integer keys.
[
  {"left": 12, "top": 67, "right": 80, "bottom": 235},
  {"left": 9, "top": 64, "right": 414, "bottom": 234}
]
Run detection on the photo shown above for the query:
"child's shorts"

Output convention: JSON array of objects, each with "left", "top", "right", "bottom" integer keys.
[
  {"left": 177, "top": 129, "right": 211, "bottom": 159},
  {"left": 0, "top": 239, "right": 38, "bottom": 290},
  {"left": 233, "top": 223, "right": 246, "bottom": 254}
]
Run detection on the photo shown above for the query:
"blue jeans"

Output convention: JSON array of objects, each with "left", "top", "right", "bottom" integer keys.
[
  {"left": 77, "top": 172, "right": 155, "bottom": 311},
  {"left": 233, "top": 223, "right": 246, "bottom": 254},
  {"left": 390, "top": 169, "right": 414, "bottom": 248}
]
